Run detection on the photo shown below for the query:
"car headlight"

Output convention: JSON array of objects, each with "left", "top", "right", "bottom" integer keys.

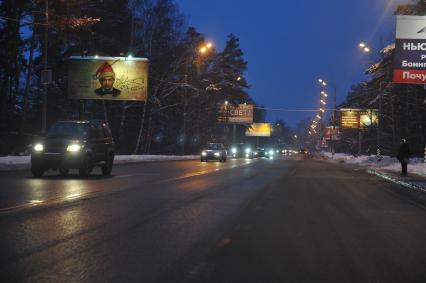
[
  {"left": 231, "top": 148, "right": 237, "bottom": 154},
  {"left": 265, "top": 151, "right": 269, "bottom": 155},
  {"left": 269, "top": 150, "right": 274, "bottom": 155},
  {"left": 245, "top": 148, "right": 251, "bottom": 154},
  {"left": 34, "top": 143, "right": 44, "bottom": 152},
  {"left": 67, "top": 144, "right": 81, "bottom": 152},
  {"left": 214, "top": 152, "right": 220, "bottom": 157}
]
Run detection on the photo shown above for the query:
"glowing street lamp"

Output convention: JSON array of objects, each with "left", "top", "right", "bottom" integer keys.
[
  {"left": 359, "top": 42, "right": 371, "bottom": 53},
  {"left": 199, "top": 42, "right": 214, "bottom": 54}
]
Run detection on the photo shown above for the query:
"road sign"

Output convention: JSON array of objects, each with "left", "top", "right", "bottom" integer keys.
[{"left": 394, "top": 15, "right": 426, "bottom": 84}]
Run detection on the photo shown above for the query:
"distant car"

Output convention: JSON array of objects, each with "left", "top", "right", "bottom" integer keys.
[
  {"left": 200, "top": 143, "right": 227, "bottom": 162},
  {"left": 230, "top": 143, "right": 254, "bottom": 159},
  {"left": 264, "top": 148, "right": 276, "bottom": 158},
  {"left": 30, "top": 120, "right": 115, "bottom": 177},
  {"left": 300, "top": 148, "right": 311, "bottom": 158},
  {"left": 255, "top": 147, "right": 266, "bottom": 157}
]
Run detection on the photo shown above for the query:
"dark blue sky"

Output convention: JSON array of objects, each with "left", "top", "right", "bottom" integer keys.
[{"left": 176, "top": 0, "right": 406, "bottom": 126}]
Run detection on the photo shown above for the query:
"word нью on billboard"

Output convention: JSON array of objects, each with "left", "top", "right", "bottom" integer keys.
[
  {"left": 245, "top": 123, "right": 272, "bottom": 137},
  {"left": 218, "top": 104, "right": 253, "bottom": 124},
  {"left": 68, "top": 56, "right": 149, "bottom": 101},
  {"left": 394, "top": 15, "right": 426, "bottom": 84}
]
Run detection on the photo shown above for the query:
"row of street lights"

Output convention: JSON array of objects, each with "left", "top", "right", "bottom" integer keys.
[{"left": 308, "top": 80, "right": 329, "bottom": 137}]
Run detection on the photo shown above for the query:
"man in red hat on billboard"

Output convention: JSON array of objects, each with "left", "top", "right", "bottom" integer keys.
[{"left": 94, "top": 62, "right": 121, "bottom": 97}]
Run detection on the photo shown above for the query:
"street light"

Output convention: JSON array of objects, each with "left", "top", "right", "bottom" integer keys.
[
  {"left": 182, "top": 41, "right": 214, "bottom": 155},
  {"left": 359, "top": 42, "right": 371, "bottom": 53}
]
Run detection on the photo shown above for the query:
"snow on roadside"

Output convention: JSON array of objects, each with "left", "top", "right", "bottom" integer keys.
[
  {"left": 322, "top": 152, "right": 426, "bottom": 178},
  {"left": 0, "top": 155, "right": 199, "bottom": 171}
]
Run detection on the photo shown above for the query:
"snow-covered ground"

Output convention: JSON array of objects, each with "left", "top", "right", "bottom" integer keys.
[
  {"left": 0, "top": 155, "right": 199, "bottom": 171},
  {"left": 322, "top": 152, "right": 426, "bottom": 178}
]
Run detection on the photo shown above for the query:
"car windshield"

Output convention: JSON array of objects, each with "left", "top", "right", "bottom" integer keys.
[
  {"left": 46, "top": 122, "right": 88, "bottom": 138},
  {"left": 206, "top": 143, "right": 221, "bottom": 150}
]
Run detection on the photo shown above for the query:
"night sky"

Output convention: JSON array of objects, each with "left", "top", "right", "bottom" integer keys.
[{"left": 176, "top": 0, "right": 407, "bottom": 126}]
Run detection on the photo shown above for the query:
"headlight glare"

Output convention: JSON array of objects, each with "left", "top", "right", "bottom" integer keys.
[
  {"left": 67, "top": 144, "right": 81, "bottom": 152},
  {"left": 34, "top": 144, "right": 44, "bottom": 152},
  {"left": 214, "top": 152, "right": 220, "bottom": 157},
  {"left": 231, "top": 148, "right": 237, "bottom": 154},
  {"left": 245, "top": 148, "right": 251, "bottom": 154},
  {"left": 201, "top": 152, "right": 207, "bottom": 156}
]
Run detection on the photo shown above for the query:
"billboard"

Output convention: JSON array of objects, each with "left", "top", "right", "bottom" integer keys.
[
  {"left": 68, "top": 56, "right": 149, "bottom": 101},
  {"left": 245, "top": 123, "right": 272, "bottom": 137},
  {"left": 324, "top": 126, "right": 342, "bottom": 141},
  {"left": 340, "top": 109, "right": 378, "bottom": 129},
  {"left": 394, "top": 15, "right": 426, "bottom": 84},
  {"left": 218, "top": 104, "right": 253, "bottom": 124}
]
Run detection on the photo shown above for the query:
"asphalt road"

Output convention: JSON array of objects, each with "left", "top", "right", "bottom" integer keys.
[{"left": 1, "top": 157, "right": 426, "bottom": 282}]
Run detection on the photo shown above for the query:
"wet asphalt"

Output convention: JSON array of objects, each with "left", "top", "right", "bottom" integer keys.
[{"left": 1, "top": 157, "right": 426, "bottom": 282}]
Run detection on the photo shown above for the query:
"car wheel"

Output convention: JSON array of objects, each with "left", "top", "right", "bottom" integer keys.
[
  {"left": 31, "top": 163, "right": 45, "bottom": 178},
  {"left": 79, "top": 155, "right": 92, "bottom": 177},
  {"left": 59, "top": 167, "right": 69, "bottom": 176},
  {"left": 102, "top": 155, "right": 114, "bottom": 176}
]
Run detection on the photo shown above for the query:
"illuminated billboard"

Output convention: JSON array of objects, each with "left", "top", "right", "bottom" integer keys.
[
  {"left": 340, "top": 109, "right": 378, "bottom": 129},
  {"left": 245, "top": 123, "right": 272, "bottom": 137},
  {"left": 68, "top": 56, "right": 149, "bottom": 101}
]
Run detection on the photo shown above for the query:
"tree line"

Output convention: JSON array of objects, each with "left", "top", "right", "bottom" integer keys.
[{"left": 0, "top": 0, "right": 264, "bottom": 155}]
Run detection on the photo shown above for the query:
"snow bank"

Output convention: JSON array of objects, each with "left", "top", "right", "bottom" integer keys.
[
  {"left": 0, "top": 155, "right": 199, "bottom": 171},
  {"left": 322, "top": 152, "right": 426, "bottom": 177}
]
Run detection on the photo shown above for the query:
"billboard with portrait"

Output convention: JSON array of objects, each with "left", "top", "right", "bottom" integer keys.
[{"left": 68, "top": 56, "right": 148, "bottom": 101}]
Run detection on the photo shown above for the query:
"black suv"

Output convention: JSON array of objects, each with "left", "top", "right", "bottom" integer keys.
[{"left": 31, "top": 120, "right": 115, "bottom": 177}]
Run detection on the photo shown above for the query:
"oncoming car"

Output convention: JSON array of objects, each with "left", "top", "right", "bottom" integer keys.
[
  {"left": 30, "top": 120, "right": 115, "bottom": 177},
  {"left": 200, "top": 143, "right": 227, "bottom": 162},
  {"left": 230, "top": 143, "right": 254, "bottom": 159}
]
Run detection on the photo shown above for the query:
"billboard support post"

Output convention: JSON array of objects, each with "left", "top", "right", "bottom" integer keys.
[
  {"left": 233, "top": 124, "right": 236, "bottom": 145},
  {"left": 78, "top": 100, "right": 85, "bottom": 120},
  {"left": 358, "top": 130, "right": 362, "bottom": 155}
]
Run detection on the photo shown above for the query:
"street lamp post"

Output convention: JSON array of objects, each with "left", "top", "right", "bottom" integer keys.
[
  {"left": 181, "top": 42, "right": 213, "bottom": 155},
  {"left": 359, "top": 42, "right": 381, "bottom": 156}
]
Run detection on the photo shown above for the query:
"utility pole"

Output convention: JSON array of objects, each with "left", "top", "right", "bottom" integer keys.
[
  {"left": 42, "top": 0, "right": 49, "bottom": 133},
  {"left": 182, "top": 62, "right": 188, "bottom": 155}
]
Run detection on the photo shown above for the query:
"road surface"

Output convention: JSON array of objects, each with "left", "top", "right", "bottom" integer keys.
[{"left": 1, "top": 157, "right": 426, "bottom": 282}]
